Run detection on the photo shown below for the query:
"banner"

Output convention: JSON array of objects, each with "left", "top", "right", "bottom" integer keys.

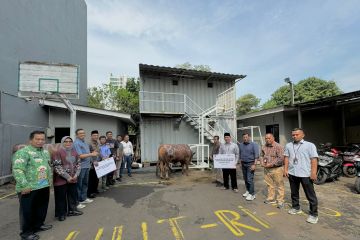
[
  {"left": 214, "top": 154, "right": 237, "bottom": 169},
  {"left": 95, "top": 157, "right": 116, "bottom": 178}
]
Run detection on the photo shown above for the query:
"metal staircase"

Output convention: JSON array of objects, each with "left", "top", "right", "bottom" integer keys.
[{"left": 140, "top": 88, "right": 238, "bottom": 145}]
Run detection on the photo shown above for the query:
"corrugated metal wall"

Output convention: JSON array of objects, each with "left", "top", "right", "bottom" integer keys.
[
  {"left": 140, "top": 117, "right": 200, "bottom": 162},
  {"left": 140, "top": 76, "right": 234, "bottom": 162},
  {"left": 141, "top": 76, "right": 233, "bottom": 110}
]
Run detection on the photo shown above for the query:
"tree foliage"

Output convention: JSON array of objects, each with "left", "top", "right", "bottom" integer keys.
[
  {"left": 87, "top": 82, "right": 139, "bottom": 115},
  {"left": 175, "top": 62, "right": 211, "bottom": 72},
  {"left": 126, "top": 77, "right": 140, "bottom": 94},
  {"left": 262, "top": 77, "right": 342, "bottom": 109},
  {"left": 236, "top": 93, "right": 261, "bottom": 116}
]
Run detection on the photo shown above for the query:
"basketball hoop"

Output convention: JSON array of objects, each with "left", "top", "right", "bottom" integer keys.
[{"left": 18, "top": 62, "right": 79, "bottom": 100}]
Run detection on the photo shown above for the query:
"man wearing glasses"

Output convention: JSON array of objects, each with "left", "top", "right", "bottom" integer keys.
[{"left": 284, "top": 128, "right": 319, "bottom": 224}]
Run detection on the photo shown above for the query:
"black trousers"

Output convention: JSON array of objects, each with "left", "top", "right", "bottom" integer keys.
[
  {"left": 87, "top": 168, "right": 99, "bottom": 196},
  {"left": 54, "top": 183, "right": 78, "bottom": 217},
  {"left": 222, "top": 169, "right": 238, "bottom": 190},
  {"left": 288, "top": 174, "right": 318, "bottom": 216},
  {"left": 18, "top": 187, "right": 50, "bottom": 237}
]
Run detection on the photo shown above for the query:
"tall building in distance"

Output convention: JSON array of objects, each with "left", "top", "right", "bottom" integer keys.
[{"left": 109, "top": 73, "right": 129, "bottom": 88}]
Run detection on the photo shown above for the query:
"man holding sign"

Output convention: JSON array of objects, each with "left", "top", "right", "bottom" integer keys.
[{"left": 217, "top": 133, "right": 239, "bottom": 192}]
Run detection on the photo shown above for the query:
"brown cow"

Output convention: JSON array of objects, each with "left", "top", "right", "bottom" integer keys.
[{"left": 156, "top": 144, "right": 194, "bottom": 179}]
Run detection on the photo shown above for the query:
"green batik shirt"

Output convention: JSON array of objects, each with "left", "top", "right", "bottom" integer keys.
[{"left": 12, "top": 145, "right": 52, "bottom": 193}]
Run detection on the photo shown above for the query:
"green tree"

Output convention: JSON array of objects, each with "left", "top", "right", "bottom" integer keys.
[
  {"left": 175, "top": 62, "right": 211, "bottom": 72},
  {"left": 126, "top": 77, "right": 140, "bottom": 94},
  {"left": 262, "top": 77, "right": 342, "bottom": 109},
  {"left": 87, "top": 83, "right": 139, "bottom": 114},
  {"left": 236, "top": 93, "right": 261, "bottom": 116}
]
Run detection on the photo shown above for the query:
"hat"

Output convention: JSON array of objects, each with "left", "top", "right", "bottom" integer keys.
[{"left": 224, "top": 132, "right": 231, "bottom": 137}]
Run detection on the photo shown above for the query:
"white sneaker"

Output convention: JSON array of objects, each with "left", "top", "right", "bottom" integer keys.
[
  {"left": 80, "top": 198, "right": 93, "bottom": 204},
  {"left": 77, "top": 203, "right": 86, "bottom": 209},
  {"left": 242, "top": 191, "right": 249, "bottom": 197},
  {"left": 288, "top": 208, "right": 303, "bottom": 215},
  {"left": 246, "top": 194, "right": 256, "bottom": 201},
  {"left": 306, "top": 215, "right": 318, "bottom": 224}
]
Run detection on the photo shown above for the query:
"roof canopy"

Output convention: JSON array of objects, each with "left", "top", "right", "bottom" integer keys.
[
  {"left": 41, "top": 100, "right": 135, "bottom": 125},
  {"left": 139, "top": 64, "right": 246, "bottom": 82}
]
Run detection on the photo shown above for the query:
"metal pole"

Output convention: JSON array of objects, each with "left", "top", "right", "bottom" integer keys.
[
  {"left": 59, "top": 94, "right": 76, "bottom": 140},
  {"left": 341, "top": 106, "right": 346, "bottom": 145},
  {"left": 297, "top": 107, "right": 302, "bottom": 128},
  {"left": 290, "top": 82, "right": 295, "bottom": 106},
  {"left": 183, "top": 94, "right": 186, "bottom": 113},
  {"left": 284, "top": 77, "right": 294, "bottom": 106},
  {"left": 251, "top": 127, "right": 254, "bottom": 142}
]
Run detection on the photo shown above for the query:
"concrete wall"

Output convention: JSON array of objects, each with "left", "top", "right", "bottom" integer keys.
[
  {"left": 0, "top": 0, "right": 87, "bottom": 182},
  {"left": 237, "top": 112, "right": 289, "bottom": 146},
  {"left": 48, "top": 108, "right": 128, "bottom": 143},
  {"left": 140, "top": 117, "right": 200, "bottom": 162}
]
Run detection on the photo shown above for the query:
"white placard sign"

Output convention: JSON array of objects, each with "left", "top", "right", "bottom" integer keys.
[
  {"left": 95, "top": 157, "right": 116, "bottom": 178},
  {"left": 214, "top": 154, "right": 237, "bottom": 169}
]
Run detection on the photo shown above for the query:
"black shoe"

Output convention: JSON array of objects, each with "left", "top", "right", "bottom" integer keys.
[
  {"left": 68, "top": 210, "right": 83, "bottom": 216},
  {"left": 128, "top": 174, "right": 132, "bottom": 177},
  {"left": 36, "top": 224, "right": 52, "bottom": 232},
  {"left": 116, "top": 178, "right": 120, "bottom": 181},
  {"left": 216, "top": 182, "right": 223, "bottom": 187},
  {"left": 88, "top": 193, "right": 97, "bottom": 198},
  {"left": 21, "top": 234, "right": 39, "bottom": 240},
  {"left": 58, "top": 216, "right": 66, "bottom": 221}
]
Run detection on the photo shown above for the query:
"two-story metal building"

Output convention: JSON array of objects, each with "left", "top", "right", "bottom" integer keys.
[{"left": 139, "top": 64, "right": 246, "bottom": 165}]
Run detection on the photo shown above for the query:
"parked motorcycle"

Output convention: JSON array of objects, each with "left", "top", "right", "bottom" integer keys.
[
  {"left": 341, "top": 144, "right": 360, "bottom": 178},
  {"left": 315, "top": 146, "right": 342, "bottom": 185},
  {"left": 354, "top": 155, "right": 360, "bottom": 193}
]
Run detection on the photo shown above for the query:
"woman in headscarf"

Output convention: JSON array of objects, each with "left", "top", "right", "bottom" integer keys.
[{"left": 52, "top": 136, "right": 83, "bottom": 221}]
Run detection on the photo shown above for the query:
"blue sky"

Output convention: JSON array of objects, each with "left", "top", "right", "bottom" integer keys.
[{"left": 86, "top": 0, "right": 360, "bottom": 103}]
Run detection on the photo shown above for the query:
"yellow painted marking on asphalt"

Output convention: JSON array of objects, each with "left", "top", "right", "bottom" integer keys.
[
  {"left": 266, "top": 212, "right": 278, "bottom": 216},
  {"left": 238, "top": 206, "right": 271, "bottom": 229},
  {"left": 112, "top": 226, "right": 123, "bottom": 240},
  {"left": 200, "top": 223, "right": 218, "bottom": 229},
  {"left": 142, "top": 222, "right": 149, "bottom": 240},
  {"left": 214, "top": 210, "right": 261, "bottom": 237},
  {"left": 0, "top": 191, "right": 16, "bottom": 200},
  {"left": 158, "top": 216, "right": 186, "bottom": 240},
  {"left": 65, "top": 231, "right": 79, "bottom": 240},
  {"left": 298, "top": 200, "right": 342, "bottom": 217},
  {"left": 95, "top": 228, "right": 104, "bottom": 240},
  {"left": 318, "top": 207, "right": 342, "bottom": 217}
]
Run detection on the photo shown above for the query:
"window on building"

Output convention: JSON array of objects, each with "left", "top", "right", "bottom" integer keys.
[
  {"left": 266, "top": 124, "right": 280, "bottom": 143},
  {"left": 55, "top": 127, "right": 70, "bottom": 143},
  {"left": 208, "top": 82, "right": 213, "bottom": 88},
  {"left": 172, "top": 80, "right": 178, "bottom": 86}
]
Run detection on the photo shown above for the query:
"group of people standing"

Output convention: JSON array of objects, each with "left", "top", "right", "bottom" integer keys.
[
  {"left": 211, "top": 128, "right": 319, "bottom": 224},
  {"left": 12, "top": 129, "right": 134, "bottom": 240}
]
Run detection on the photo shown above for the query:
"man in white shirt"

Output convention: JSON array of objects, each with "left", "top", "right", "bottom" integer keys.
[{"left": 120, "top": 134, "right": 134, "bottom": 177}]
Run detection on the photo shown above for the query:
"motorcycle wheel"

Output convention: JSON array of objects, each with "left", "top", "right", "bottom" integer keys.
[
  {"left": 314, "top": 168, "right": 328, "bottom": 185},
  {"left": 355, "top": 178, "right": 360, "bottom": 194},
  {"left": 343, "top": 166, "right": 356, "bottom": 178}
]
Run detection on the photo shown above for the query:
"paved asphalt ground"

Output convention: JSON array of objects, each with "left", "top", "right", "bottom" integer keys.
[{"left": 0, "top": 166, "right": 359, "bottom": 240}]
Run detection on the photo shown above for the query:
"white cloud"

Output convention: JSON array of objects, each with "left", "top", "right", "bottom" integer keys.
[
  {"left": 85, "top": 0, "right": 360, "bottom": 101},
  {"left": 87, "top": 0, "right": 184, "bottom": 41}
]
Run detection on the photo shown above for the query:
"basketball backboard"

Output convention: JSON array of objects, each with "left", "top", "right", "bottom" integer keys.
[{"left": 18, "top": 61, "right": 79, "bottom": 99}]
